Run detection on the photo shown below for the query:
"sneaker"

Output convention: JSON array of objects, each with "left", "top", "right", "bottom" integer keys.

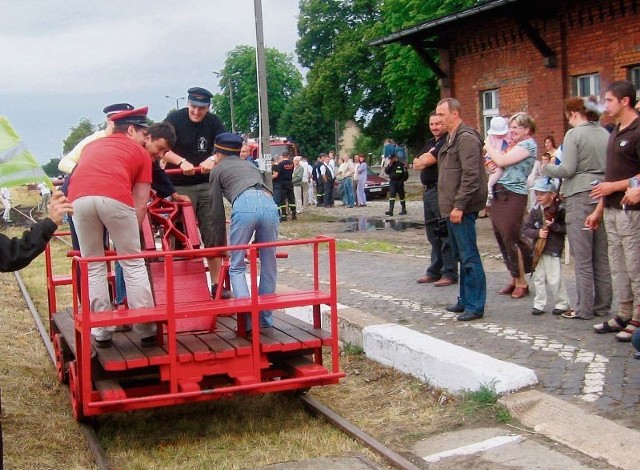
[
  {"left": 384, "top": 211, "right": 393, "bottom": 216},
  {"left": 141, "top": 336, "right": 157, "bottom": 348},
  {"left": 399, "top": 210, "right": 407, "bottom": 215},
  {"left": 531, "top": 308, "right": 545, "bottom": 316},
  {"left": 93, "top": 336, "right": 113, "bottom": 348},
  {"left": 551, "top": 308, "right": 569, "bottom": 316},
  {"left": 211, "top": 283, "right": 232, "bottom": 299}
]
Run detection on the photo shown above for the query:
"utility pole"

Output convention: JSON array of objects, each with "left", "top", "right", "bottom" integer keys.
[{"left": 254, "top": 0, "right": 272, "bottom": 190}]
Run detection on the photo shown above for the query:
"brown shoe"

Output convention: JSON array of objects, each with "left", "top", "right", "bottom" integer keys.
[
  {"left": 497, "top": 284, "right": 515, "bottom": 295},
  {"left": 511, "top": 286, "right": 529, "bottom": 299},
  {"left": 417, "top": 275, "right": 438, "bottom": 284},
  {"left": 434, "top": 278, "right": 457, "bottom": 287}
]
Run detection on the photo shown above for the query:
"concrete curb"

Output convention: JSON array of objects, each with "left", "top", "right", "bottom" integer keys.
[
  {"left": 499, "top": 390, "right": 640, "bottom": 470},
  {"left": 363, "top": 323, "right": 538, "bottom": 394},
  {"left": 285, "top": 302, "right": 538, "bottom": 393}
]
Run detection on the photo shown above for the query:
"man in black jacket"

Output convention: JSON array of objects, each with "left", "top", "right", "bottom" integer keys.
[{"left": 0, "top": 191, "right": 73, "bottom": 272}]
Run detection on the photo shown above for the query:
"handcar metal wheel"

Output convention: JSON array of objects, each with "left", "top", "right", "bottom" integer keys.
[
  {"left": 53, "top": 334, "right": 68, "bottom": 384},
  {"left": 68, "top": 361, "right": 85, "bottom": 422}
]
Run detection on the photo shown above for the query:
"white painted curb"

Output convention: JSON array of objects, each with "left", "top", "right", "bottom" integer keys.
[
  {"left": 363, "top": 323, "right": 538, "bottom": 394},
  {"left": 284, "top": 304, "right": 538, "bottom": 394}
]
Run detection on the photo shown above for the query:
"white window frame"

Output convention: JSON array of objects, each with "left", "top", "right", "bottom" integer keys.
[
  {"left": 573, "top": 73, "right": 600, "bottom": 97},
  {"left": 481, "top": 90, "right": 499, "bottom": 136},
  {"left": 628, "top": 66, "right": 640, "bottom": 102}
]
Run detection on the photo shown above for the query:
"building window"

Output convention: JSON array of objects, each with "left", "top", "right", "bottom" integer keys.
[
  {"left": 627, "top": 66, "right": 640, "bottom": 102},
  {"left": 481, "top": 90, "right": 499, "bottom": 136},
  {"left": 572, "top": 73, "right": 600, "bottom": 97}
]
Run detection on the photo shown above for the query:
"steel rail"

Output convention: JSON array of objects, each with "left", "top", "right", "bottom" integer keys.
[
  {"left": 13, "top": 269, "right": 112, "bottom": 470},
  {"left": 301, "top": 395, "right": 422, "bottom": 470}
]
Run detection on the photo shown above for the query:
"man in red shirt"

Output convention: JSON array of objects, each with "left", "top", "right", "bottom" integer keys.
[{"left": 69, "top": 107, "right": 168, "bottom": 347}]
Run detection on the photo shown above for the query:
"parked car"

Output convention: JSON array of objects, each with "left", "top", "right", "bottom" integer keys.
[{"left": 334, "top": 167, "right": 389, "bottom": 200}]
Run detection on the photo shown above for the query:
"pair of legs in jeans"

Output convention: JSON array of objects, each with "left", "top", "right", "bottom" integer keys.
[
  {"left": 446, "top": 213, "right": 486, "bottom": 317},
  {"left": 228, "top": 189, "right": 279, "bottom": 330}
]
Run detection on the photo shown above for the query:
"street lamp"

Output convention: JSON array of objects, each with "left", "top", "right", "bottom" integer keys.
[
  {"left": 164, "top": 95, "right": 185, "bottom": 110},
  {"left": 213, "top": 71, "right": 240, "bottom": 133}
]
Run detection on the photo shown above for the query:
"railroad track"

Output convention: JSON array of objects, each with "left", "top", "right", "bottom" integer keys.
[{"left": 9, "top": 230, "right": 423, "bottom": 470}]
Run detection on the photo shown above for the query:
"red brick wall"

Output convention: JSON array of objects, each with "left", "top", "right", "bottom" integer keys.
[{"left": 439, "top": 0, "right": 640, "bottom": 150}]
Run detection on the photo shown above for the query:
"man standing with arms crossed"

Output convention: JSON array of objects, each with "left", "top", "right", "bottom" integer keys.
[
  {"left": 163, "top": 87, "right": 227, "bottom": 296},
  {"left": 436, "top": 98, "right": 487, "bottom": 321},
  {"left": 413, "top": 111, "right": 458, "bottom": 287}
]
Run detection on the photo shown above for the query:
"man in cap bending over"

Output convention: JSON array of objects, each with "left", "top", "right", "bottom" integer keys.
[
  {"left": 68, "top": 107, "right": 174, "bottom": 348},
  {"left": 163, "top": 87, "right": 228, "bottom": 296},
  {"left": 209, "top": 132, "right": 279, "bottom": 331}
]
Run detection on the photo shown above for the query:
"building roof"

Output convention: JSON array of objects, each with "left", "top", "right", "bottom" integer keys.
[{"left": 370, "top": 0, "right": 559, "bottom": 47}]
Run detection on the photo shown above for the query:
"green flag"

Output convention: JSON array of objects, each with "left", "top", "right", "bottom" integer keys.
[{"left": 0, "top": 116, "right": 51, "bottom": 188}]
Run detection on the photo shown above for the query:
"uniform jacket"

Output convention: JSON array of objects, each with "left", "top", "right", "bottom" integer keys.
[
  {"left": 385, "top": 159, "right": 407, "bottom": 182},
  {"left": 437, "top": 123, "right": 488, "bottom": 215}
]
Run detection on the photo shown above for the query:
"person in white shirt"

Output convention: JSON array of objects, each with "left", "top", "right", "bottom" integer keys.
[
  {"left": 301, "top": 157, "right": 314, "bottom": 205},
  {"left": 37, "top": 181, "right": 51, "bottom": 213},
  {"left": 1, "top": 187, "right": 12, "bottom": 222}
]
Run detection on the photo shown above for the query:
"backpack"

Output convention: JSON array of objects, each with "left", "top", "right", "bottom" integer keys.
[{"left": 394, "top": 144, "right": 407, "bottom": 162}]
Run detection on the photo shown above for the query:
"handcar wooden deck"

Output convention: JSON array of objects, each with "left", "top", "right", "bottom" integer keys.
[{"left": 46, "top": 196, "right": 344, "bottom": 421}]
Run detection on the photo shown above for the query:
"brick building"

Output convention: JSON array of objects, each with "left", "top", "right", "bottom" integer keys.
[{"left": 372, "top": 0, "right": 640, "bottom": 148}]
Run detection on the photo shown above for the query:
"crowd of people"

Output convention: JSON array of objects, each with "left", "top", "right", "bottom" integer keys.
[{"left": 415, "top": 80, "right": 640, "bottom": 354}]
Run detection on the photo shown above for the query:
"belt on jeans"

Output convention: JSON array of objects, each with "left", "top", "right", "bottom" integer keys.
[
  {"left": 423, "top": 183, "right": 437, "bottom": 190},
  {"left": 243, "top": 184, "right": 271, "bottom": 197}
]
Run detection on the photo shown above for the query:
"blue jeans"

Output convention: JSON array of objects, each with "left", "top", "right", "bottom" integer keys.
[
  {"left": 446, "top": 213, "right": 486, "bottom": 314},
  {"left": 339, "top": 179, "right": 355, "bottom": 207},
  {"left": 114, "top": 261, "right": 126, "bottom": 304},
  {"left": 229, "top": 189, "right": 280, "bottom": 328}
]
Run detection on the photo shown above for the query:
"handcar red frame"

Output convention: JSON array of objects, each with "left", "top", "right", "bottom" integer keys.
[{"left": 45, "top": 197, "right": 344, "bottom": 421}]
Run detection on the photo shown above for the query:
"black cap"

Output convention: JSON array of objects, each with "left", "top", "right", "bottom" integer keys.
[
  {"left": 111, "top": 107, "right": 149, "bottom": 128},
  {"left": 187, "top": 87, "right": 213, "bottom": 107},
  {"left": 214, "top": 132, "right": 243, "bottom": 155},
  {"left": 103, "top": 103, "right": 134, "bottom": 116}
]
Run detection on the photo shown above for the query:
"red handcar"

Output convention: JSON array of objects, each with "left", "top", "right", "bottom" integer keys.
[{"left": 45, "top": 194, "right": 344, "bottom": 421}]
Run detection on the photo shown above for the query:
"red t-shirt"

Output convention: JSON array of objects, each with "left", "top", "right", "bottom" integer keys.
[{"left": 68, "top": 133, "right": 152, "bottom": 207}]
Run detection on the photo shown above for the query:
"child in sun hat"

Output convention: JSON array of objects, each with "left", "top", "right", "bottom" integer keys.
[
  {"left": 484, "top": 116, "right": 510, "bottom": 206},
  {"left": 522, "top": 178, "right": 570, "bottom": 317}
]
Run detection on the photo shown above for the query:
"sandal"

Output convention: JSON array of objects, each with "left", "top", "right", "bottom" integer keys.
[
  {"left": 561, "top": 310, "right": 587, "bottom": 319},
  {"left": 593, "top": 315, "right": 628, "bottom": 334},
  {"left": 616, "top": 320, "right": 640, "bottom": 342}
]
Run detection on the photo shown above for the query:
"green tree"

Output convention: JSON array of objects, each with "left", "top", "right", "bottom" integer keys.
[
  {"left": 278, "top": 88, "right": 336, "bottom": 159},
  {"left": 296, "top": 0, "right": 479, "bottom": 153},
  {"left": 211, "top": 45, "right": 303, "bottom": 135},
  {"left": 62, "top": 118, "right": 95, "bottom": 155},
  {"left": 41, "top": 158, "right": 61, "bottom": 177},
  {"left": 297, "top": 0, "right": 391, "bottom": 145}
]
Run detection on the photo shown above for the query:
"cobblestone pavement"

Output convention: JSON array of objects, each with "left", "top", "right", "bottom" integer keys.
[{"left": 278, "top": 197, "right": 640, "bottom": 431}]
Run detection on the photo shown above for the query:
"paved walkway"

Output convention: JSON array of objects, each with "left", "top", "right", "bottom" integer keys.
[{"left": 279, "top": 199, "right": 640, "bottom": 431}]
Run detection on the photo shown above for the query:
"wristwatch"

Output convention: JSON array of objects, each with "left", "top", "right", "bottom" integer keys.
[{"left": 208, "top": 156, "right": 218, "bottom": 163}]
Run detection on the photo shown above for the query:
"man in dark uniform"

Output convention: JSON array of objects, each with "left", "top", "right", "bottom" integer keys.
[
  {"left": 384, "top": 154, "right": 408, "bottom": 216},
  {"left": 163, "top": 87, "right": 227, "bottom": 295},
  {"left": 272, "top": 152, "right": 296, "bottom": 221},
  {"left": 312, "top": 152, "right": 327, "bottom": 205},
  {"left": 413, "top": 111, "right": 458, "bottom": 287}
]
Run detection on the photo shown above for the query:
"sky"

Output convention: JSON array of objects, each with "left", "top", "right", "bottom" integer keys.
[{"left": 0, "top": 0, "right": 302, "bottom": 165}]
